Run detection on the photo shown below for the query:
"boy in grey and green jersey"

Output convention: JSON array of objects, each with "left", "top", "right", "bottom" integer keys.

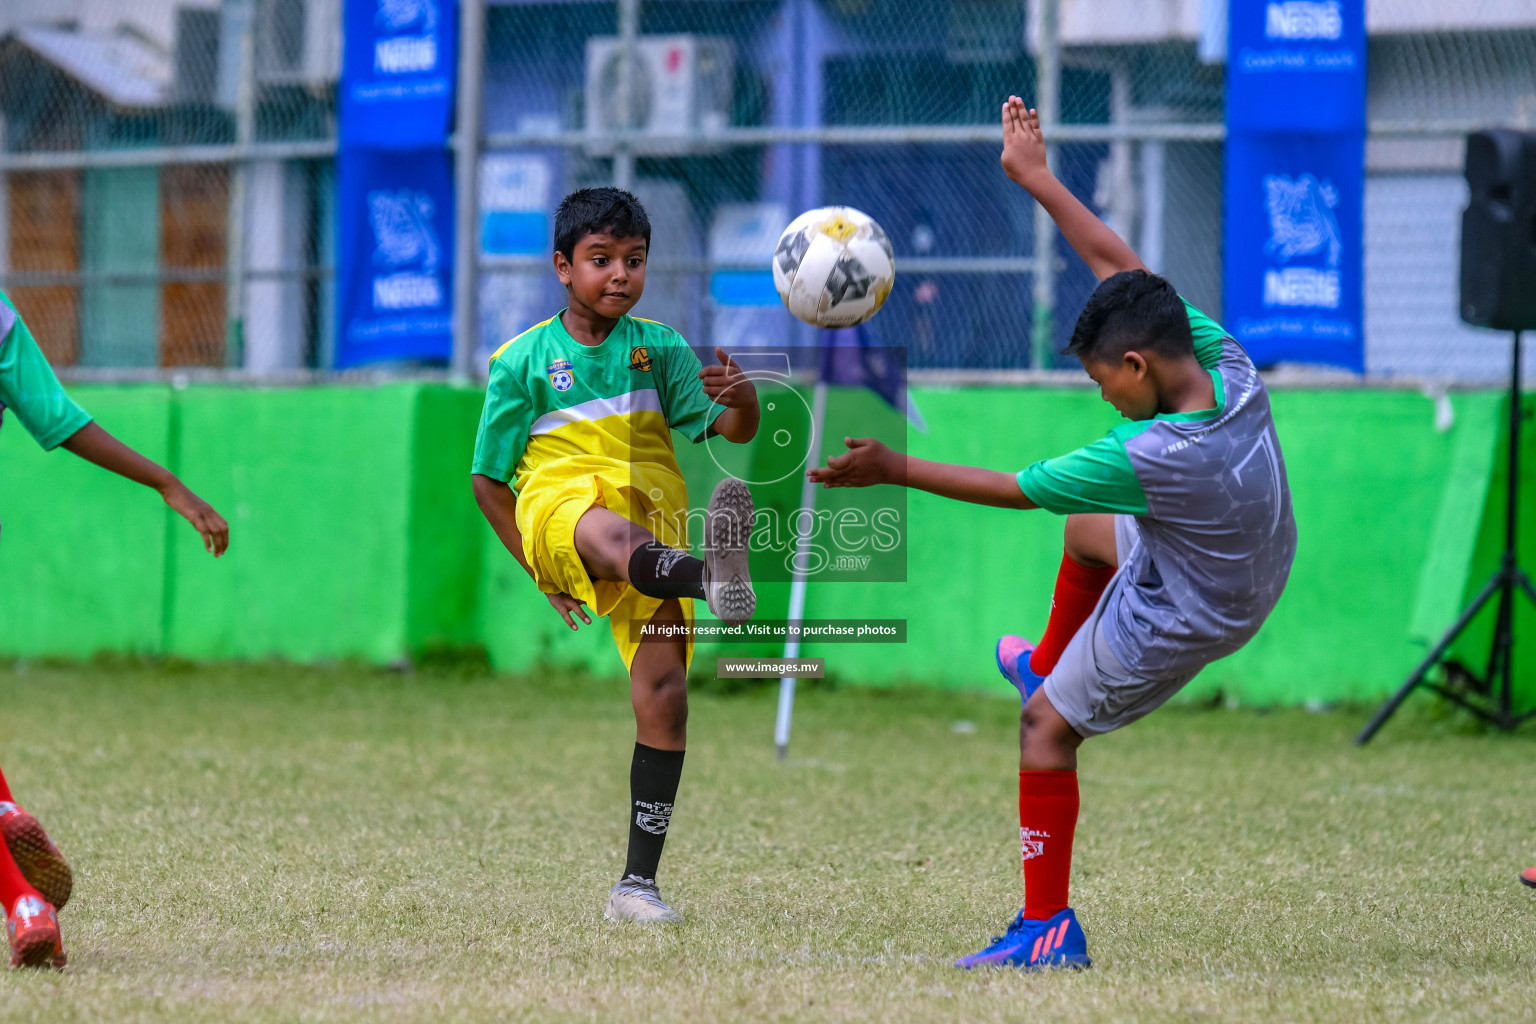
[
  {"left": 1018, "top": 298, "right": 1296, "bottom": 685},
  {"left": 808, "top": 96, "right": 1296, "bottom": 972}
]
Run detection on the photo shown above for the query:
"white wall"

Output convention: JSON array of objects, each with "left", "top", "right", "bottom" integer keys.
[
  {"left": 0, "top": 0, "right": 217, "bottom": 51},
  {"left": 243, "top": 160, "right": 310, "bottom": 371}
]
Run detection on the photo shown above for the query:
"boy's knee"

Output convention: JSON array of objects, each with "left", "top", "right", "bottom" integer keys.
[
  {"left": 640, "top": 667, "right": 689, "bottom": 723},
  {"left": 603, "top": 518, "right": 640, "bottom": 556},
  {"left": 1018, "top": 693, "right": 1081, "bottom": 769},
  {"left": 1020, "top": 701, "right": 1058, "bottom": 740},
  {"left": 1064, "top": 513, "right": 1116, "bottom": 569}
]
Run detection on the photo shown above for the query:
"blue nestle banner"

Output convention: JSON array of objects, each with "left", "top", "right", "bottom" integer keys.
[
  {"left": 340, "top": 0, "right": 457, "bottom": 149},
  {"left": 1225, "top": 0, "right": 1365, "bottom": 371},
  {"left": 1228, "top": 0, "right": 1365, "bottom": 133},
  {"left": 336, "top": 149, "right": 455, "bottom": 367},
  {"left": 1224, "top": 133, "right": 1364, "bottom": 371}
]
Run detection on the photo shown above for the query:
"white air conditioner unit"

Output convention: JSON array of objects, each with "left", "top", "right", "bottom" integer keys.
[
  {"left": 254, "top": 0, "right": 341, "bottom": 86},
  {"left": 584, "top": 35, "right": 734, "bottom": 154}
]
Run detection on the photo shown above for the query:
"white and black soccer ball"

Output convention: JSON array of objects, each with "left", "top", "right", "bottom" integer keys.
[{"left": 772, "top": 206, "right": 895, "bottom": 328}]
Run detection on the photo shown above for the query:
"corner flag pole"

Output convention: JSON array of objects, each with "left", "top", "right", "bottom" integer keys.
[{"left": 775, "top": 377, "right": 828, "bottom": 761}]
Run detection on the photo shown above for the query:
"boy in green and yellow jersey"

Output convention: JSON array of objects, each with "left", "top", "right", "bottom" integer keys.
[{"left": 472, "top": 188, "right": 759, "bottom": 923}]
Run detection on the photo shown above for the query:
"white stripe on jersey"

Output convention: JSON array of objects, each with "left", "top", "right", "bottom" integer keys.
[{"left": 529, "top": 388, "right": 664, "bottom": 436}]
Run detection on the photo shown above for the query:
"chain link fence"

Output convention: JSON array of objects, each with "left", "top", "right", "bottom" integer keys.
[
  {"left": 0, "top": 0, "right": 335, "bottom": 372},
  {"left": 1, "top": 0, "right": 1533, "bottom": 380}
]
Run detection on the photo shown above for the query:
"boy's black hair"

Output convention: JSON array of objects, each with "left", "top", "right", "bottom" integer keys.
[
  {"left": 1065, "top": 270, "right": 1194, "bottom": 363},
  {"left": 553, "top": 187, "right": 651, "bottom": 259}
]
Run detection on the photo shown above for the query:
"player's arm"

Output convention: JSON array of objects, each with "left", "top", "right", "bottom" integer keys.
[
  {"left": 999, "top": 95, "right": 1146, "bottom": 281},
  {"left": 1, "top": 302, "right": 228, "bottom": 555},
  {"left": 469, "top": 359, "right": 593, "bottom": 627},
  {"left": 698, "top": 347, "right": 760, "bottom": 443},
  {"left": 807, "top": 437, "right": 1038, "bottom": 510},
  {"left": 59, "top": 424, "right": 230, "bottom": 556},
  {"left": 472, "top": 474, "right": 536, "bottom": 580},
  {"left": 472, "top": 474, "right": 592, "bottom": 630}
]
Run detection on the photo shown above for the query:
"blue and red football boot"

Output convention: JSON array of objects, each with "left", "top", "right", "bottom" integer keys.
[
  {"left": 995, "top": 635, "right": 1047, "bottom": 705},
  {"left": 1521, "top": 866, "right": 1536, "bottom": 889},
  {"left": 954, "top": 907, "right": 1091, "bottom": 970}
]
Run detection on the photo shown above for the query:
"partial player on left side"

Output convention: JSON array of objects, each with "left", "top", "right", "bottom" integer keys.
[{"left": 0, "top": 290, "right": 230, "bottom": 969}]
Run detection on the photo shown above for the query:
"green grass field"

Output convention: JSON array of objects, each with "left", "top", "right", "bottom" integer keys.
[{"left": 0, "top": 661, "right": 1532, "bottom": 1023}]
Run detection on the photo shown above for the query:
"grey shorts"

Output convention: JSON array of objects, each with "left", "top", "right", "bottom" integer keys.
[{"left": 1041, "top": 515, "right": 1198, "bottom": 738}]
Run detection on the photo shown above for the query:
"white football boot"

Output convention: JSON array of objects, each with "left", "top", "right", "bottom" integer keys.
[
  {"left": 604, "top": 875, "right": 682, "bottom": 923},
  {"left": 703, "top": 478, "right": 755, "bottom": 625}
]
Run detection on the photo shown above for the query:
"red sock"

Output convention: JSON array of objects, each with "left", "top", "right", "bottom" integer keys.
[
  {"left": 1029, "top": 554, "right": 1115, "bottom": 676},
  {"left": 1019, "top": 770, "right": 1079, "bottom": 920},
  {"left": 0, "top": 762, "right": 13, "bottom": 803},
  {"left": 0, "top": 834, "right": 41, "bottom": 915}
]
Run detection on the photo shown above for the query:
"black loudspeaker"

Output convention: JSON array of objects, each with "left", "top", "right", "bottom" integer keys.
[
  {"left": 1361, "top": 128, "right": 1536, "bottom": 744},
  {"left": 1461, "top": 129, "right": 1536, "bottom": 331}
]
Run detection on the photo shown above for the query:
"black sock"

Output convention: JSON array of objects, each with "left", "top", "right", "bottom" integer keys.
[
  {"left": 622, "top": 743, "right": 686, "bottom": 882},
  {"left": 627, "top": 542, "right": 706, "bottom": 601}
]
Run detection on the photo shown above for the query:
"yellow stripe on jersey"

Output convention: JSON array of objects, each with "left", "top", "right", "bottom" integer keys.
[{"left": 489, "top": 316, "right": 557, "bottom": 363}]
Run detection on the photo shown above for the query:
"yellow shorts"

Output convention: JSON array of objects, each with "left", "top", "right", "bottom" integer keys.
[{"left": 515, "top": 455, "right": 694, "bottom": 672}]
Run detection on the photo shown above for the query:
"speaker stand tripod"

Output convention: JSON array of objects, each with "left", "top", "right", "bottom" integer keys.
[{"left": 1357, "top": 330, "right": 1536, "bottom": 744}]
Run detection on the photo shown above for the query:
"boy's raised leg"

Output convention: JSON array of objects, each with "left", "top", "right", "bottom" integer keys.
[
  {"left": 606, "top": 598, "right": 689, "bottom": 924},
  {"left": 572, "top": 476, "right": 756, "bottom": 626},
  {"left": 996, "top": 514, "right": 1117, "bottom": 704}
]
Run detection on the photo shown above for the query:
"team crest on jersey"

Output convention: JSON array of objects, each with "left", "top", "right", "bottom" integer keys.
[
  {"left": 628, "top": 345, "right": 652, "bottom": 372},
  {"left": 546, "top": 358, "right": 574, "bottom": 392}
]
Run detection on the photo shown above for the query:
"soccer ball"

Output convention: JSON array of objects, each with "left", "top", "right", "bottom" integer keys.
[{"left": 772, "top": 206, "right": 895, "bottom": 328}]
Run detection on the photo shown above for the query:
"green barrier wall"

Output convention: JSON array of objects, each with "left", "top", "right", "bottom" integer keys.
[
  {"left": 0, "top": 388, "right": 171, "bottom": 655},
  {"left": 2, "top": 382, "right": 1529, "bottom": 709},
  {"left": 2, "top": 384, "right": 483, "bottom": 664}
]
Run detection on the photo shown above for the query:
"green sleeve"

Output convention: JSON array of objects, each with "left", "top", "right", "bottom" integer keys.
[
  {"left": 471, "top": 356, "right": 534, "bottom": 485},
  {"left": 1182, "top": 298, "right": 1229, "bottom": 371},
  {"left": 657, "top": 335, "right": 722, "bottom": 442},
  {"left": 0, "top": 298, "right": 93, "bottom": 451},
  {"left": 1016, "top": 433, "right": 1148, "bottom": 515}
]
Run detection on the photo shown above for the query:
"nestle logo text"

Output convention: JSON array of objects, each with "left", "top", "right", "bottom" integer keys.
[
  {"left": 1265, "top": 1, "right": 1342, "bottom": 41},
  {"left": 375, "top": 36, "right": 437, "bottom": 74}
]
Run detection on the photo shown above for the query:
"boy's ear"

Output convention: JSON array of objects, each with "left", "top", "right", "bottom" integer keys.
[
  {"left": 552, "top": 250, "right": 572, "bottom": 284},
  {"left": 1123, "top": 351, "right": 1149, "bottom": 377}
]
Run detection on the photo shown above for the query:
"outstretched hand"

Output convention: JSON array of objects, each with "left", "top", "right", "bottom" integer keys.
[
  {"left": 1000, "top": 95, "right": 1049, "bottom": 188},
  {"left": 807, "top": 437, "right": 900, "bottom": 489},
  {"left": 699, "top": 347, "right": 758, "bottom": 409},
  {"left": 161, "top": 481, "right": 230, "bottom": 557}
]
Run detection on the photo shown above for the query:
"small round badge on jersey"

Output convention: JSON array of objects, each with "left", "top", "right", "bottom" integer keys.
[
  {"left": 547, "top": 358, "right": 574, "bottom": 392},
  {"left": 628, "top": 345, "right": 652, "bottom": 372}
]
